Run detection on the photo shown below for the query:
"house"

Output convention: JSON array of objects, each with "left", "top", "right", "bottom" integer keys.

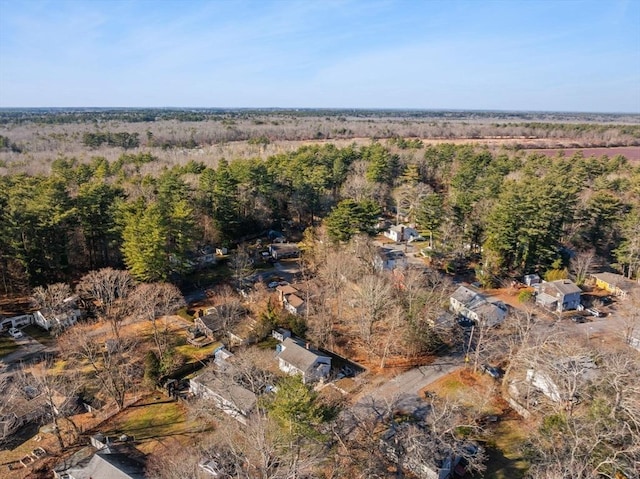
[
  {"left": 268, "top": 243, "right": 300, "bottom": 260},
  {"left": 33, "top": 308, "right": 81, "bottom": 332},
  {"left": 384, "top": 224, "right": 419, "bottom": 243},
  {"left": 228, "top": 318, "right": 258, "bottom": 346},
  {"left": 276, "top": 284, "right": 306, "bottom": 316},
  {"left": 591, "top": 272, "right": 639, "bottom": 298},
  {"left": 449, "top": 285, "right": 508, "bottom": 327},
  {"left": 195, "top": 313, "right": 224, "bottom": 339},
  {"left": 1, "top": 374, "right": 73, "bottom": 443},
  {"left": 629, "top": 331, "right": 640, "bottom": 352},
  {"left": 190, "top": 371, "right": 257, "bottom": 424},
  {"left": 535, "top": 279, "right": 582, "bottom": 312},
  {"left": 374, "top": 248, "right": 407, "bottom": 271},
  {"left": 526, "top": 356, "right": 598, "bottom": 403},
  {"left": 523, "top": 274, "right": 541, "bottom": 286},
  {"left": 276, "top": 337, "right": 331, "bottom": 384},
  {"left": 272, "top": 328, "right": 292, "bottom": 342},
  {"left": 53, "top": 449, "right": 146, "bottom": 479},
  {"left": 0, "top": 313, "right": 33, "bottom": 331},
  {"left": 380, "top": 422, "right": 476, "bottom": 479}
]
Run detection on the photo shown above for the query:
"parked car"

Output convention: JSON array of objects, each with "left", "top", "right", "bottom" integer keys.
[
  {"left": 480, "top": 364, "right": 503, "bottom": 379},
  {"left": 457, "top": 317, "right": 475, "bottom": 329},
  {"left": 8, "top": 327, "right": 24, "bottom": 339},
  {"left": 599, "top": 296, "right": 613, "bottom": 306},
  {"left": 571, "top": 315, "right": 587, "bottom": 323}
]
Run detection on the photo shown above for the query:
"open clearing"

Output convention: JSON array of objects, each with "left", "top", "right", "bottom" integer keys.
[{"left": 530, "top": 146, "right": 640, "bottom": 161}]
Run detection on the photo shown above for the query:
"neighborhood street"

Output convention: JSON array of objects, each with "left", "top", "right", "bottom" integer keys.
[{"left": 358, "top": 353, "right": 464, "bottom": 404}]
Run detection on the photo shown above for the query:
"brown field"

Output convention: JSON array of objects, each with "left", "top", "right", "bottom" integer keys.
[{"left": 530, "top": 146, "right": 640, "bottom": 162}]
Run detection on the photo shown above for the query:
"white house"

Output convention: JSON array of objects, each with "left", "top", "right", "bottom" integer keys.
[
  {"left": 449, "top": 285, "right": 508, "bottom": 327},
  {"left": 525, "top": 356, "right": 598, "bottom": 403},
  {"left": 374, "top": 248, "right": 407, "bottom": 272},
  {"left": 277, "top": 337, "right": 331, "bottom": 384},
  {"left": 190, "top": 371, "right": 257, "bottom": 424},
  {"left": 33, "top": 309, "right": 81, "bottom": 332},
  {"left": 384, "top": 225, "right": 419, "bottom": 243},
  {"left": 276, "top": 284, "right": 306, "bottom": 316},
  {"left": 535, "top": 279, "right": 582, "bottom": 312}
]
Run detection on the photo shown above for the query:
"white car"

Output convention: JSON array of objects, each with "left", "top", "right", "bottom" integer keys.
[{"left": 8, "top": 327, "right": 24, "bottom": 339}]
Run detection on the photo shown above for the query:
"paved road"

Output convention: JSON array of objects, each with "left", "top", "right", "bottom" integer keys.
[{"left": 358, "top": 354, "right": 463, "bottom": 405}]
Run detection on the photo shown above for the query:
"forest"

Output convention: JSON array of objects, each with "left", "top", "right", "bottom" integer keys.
[{"left": 1, "top": 110, "right": 639, "bottom": 292}]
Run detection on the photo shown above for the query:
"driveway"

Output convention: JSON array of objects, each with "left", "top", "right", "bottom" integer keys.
[
  {"left": 0, "top": 333, "right": 49, "bottom": 382},
  {"left": 359, "top": 354, "right": 463, "bottom": 403}
]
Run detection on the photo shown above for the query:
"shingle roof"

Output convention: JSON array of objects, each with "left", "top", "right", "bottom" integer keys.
[
  {"left": 276, "top": 284, "right": 299, "bottom": 295},
  {"left": 191, "top": 371, "right": 257, "bottom": 413},
  {"left": 63, "top": 451, "right": 145, "bottom": 479},
  {"left": 278, "top": 338, "right": 329, "bottom": 372},
  {"left": 286, "top": 294, "right": 305, "bottom": 309},
  {"left": 198, "top": 313, "right": 222, "bottom": 331},
  {"left": 592, "top": 272, "right": 639, "bottom": 292},
  {"left": 546, "top": 280, "right": 581, "bottom": 296},
  {"left": 451, "top": 286, "right": 485, "bottom": 309}
]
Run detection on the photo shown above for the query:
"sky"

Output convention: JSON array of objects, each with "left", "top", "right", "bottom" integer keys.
[{"left": 0, "top": 0, "right": 639, "bottom": 112}]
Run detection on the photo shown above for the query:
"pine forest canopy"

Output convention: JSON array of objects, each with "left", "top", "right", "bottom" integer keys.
[{"left": 0, "top": 110, "right": 639, "bottom": 292}]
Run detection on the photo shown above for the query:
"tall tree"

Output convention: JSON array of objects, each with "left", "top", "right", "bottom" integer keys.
[
  {"left": 121, "top": 202, "right": 169, "bottom": 282},
  {"left": 324, "top": 199, "right": 380, "bottom": 242}
]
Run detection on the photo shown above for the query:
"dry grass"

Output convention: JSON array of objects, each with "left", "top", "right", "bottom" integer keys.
[{"left": 100, "top": 395, "right": 203, "bottom": 454}]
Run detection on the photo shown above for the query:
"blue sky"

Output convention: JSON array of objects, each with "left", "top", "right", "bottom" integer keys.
[{"left": 0, "top": 0, "right": 639, "bottom": 112}]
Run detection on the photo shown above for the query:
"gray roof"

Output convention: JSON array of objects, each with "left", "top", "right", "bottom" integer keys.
[
  {"left": 63, "top": 451, "right": 145, "bottom": 479},
  {"left": 451, "top": 285, "right": 486, "bottom": 309},
  {"left": 545, "top": 280, "right": 581, "bottom": 296},
  {"left": 197, "top": 313, "right": 223, "bottom": 332},
  {"left": 278, "top": 338, "right": 330, "bottom": 372},
  {"left": 191, "top": 371, "right": 257, "bottom": 413}
]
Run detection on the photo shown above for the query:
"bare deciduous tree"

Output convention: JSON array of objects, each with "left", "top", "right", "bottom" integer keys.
[
  {"left": 31, "top": 282, "right": 73, "bottom": 314},
  {"left": 17, "top": 360, "right": 81, "bottom": 451},
  {"left": 129, "top": 282, "right": 185, "bottom": 363},
  {"left": 77, "top": 268, "right": 135, "bottom": 340},
  {"left": 354, "top": 274, "right": 393, "bottom": 354},
  {"left": 569, "top": 249, "right": 595, "bottom": 286},
  {"left": 60, "top": 324, "right": 140, "bottom": 411},
  {"left": 230, "top": 244, "right": 254, "bottom": 289}
]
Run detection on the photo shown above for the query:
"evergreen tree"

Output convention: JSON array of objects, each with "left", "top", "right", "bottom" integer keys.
[
  {"left": 121, "top": 202, "right": 169, "bottom": 282},
  {"left": 325, "top": 199, "right": 380, "bottom": 242}
]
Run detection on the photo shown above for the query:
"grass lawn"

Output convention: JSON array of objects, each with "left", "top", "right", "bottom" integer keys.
[
  {"left": 174, "top": 340, "right": 221, "bottom": 362},
  {"left": 483, "top": 415, "right": 530, "bottom": 479},
  {"left": 102, "top": 395, "right": 204, "bottom": 454},
  {"left": 0, "top": 334, "right": 19, "bottom": 358}
]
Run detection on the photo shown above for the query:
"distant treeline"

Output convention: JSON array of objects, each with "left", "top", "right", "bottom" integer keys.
[
  {"left": 82, "top": 131, "right": 140, "bottom": 149},
  {"left": 1, "top": 108, "right": 638, "bottom": 125}
]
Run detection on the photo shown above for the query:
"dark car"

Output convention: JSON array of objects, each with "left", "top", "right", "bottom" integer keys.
[
  {"left": 457, "top": 317, "right": 475, "bottom": 329},
  {"left": 600, "top": 296, "right": 613, "bottom": 305},
  {"left": 571, "top": 315, "right": 587, "bottom": 323},
  {"left": 480, "top": 364, "right": 503, "bottom": 379}
]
